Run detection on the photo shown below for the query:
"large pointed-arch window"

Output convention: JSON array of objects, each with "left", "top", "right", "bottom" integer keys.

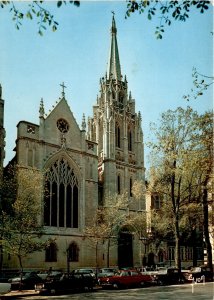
[
  {"left": 44, "top": 158, "right": 79, "bottom": 228},
  {"left": 128, "top": 127, "right": 132, "bottom": 152},
  {"left": 115, "top": 123, "right": 121, "bottom": 148}
]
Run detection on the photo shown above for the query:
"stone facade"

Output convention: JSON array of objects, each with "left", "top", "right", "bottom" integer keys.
[{"left": 3, "top": 16, "right": 146, "bottom": 271}]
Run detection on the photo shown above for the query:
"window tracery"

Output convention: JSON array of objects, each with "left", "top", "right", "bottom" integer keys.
[{"left": 44, "top": 158, "right": 79, "bottom": 228}]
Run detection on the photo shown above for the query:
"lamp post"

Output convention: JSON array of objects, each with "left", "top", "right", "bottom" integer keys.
[{"left": 66, "top": 248, "right": 70, "bottom": 274}]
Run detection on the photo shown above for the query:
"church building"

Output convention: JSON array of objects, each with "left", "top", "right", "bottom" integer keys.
[{"left": 4, "top": 16, "right": 146, "bottom": 271}]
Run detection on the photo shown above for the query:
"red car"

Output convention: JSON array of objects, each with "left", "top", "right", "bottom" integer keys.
[{"left": 98, "top": 269, "right": 154, "bottom": 289}]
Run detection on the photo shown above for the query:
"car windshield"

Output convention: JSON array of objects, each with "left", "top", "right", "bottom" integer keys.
[
  {"left": 76, "top": 269, "right": 93, "bottom": 273},
  {"left": 192, "top": 267, "right": 201, "bottom": 272},
  {"left": 101, "top": 268, "right": 115, "bottom": 273}
]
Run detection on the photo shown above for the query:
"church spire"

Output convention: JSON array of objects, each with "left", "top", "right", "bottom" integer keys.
[{"left": 107, "top": 13, "right": 122, "bottom": 81}]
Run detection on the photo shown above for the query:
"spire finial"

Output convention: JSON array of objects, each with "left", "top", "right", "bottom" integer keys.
[
  {"left": 82, "top": 113, "right": 86, "bottom": 131},
  {"left": 39, "top": 98, "right": 45, "bottom": 117},
  {"left": 60, "top": 82, "right": 67, "bottom": 98},
  {"left": 111, "top": 11, "right": 117, "bottom": 35}
]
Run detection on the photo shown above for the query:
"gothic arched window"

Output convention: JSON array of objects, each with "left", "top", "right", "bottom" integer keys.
[
  {"left": 44, "top": 158, "right": 79, "bottom": 228},
  {"left": 117, "top": 175, "right": 121, "bottom": 194},
  {"left": 119, "top": 91, "right": 123, "bottom": 105},
  {"left": 130, "top": 177, "right": 133, "bottom": 197},
  {"left": 67, "top": 242, "right": 79, "bottom": 262},
  {"left": 128, "top": 127, "right": 132, "bottom": 152},
  {"left": 45, "top": 242, "right": 57, "bottom": 262},
  {"left": 115, "top": 123, "right": 121, "bottom": 148}
]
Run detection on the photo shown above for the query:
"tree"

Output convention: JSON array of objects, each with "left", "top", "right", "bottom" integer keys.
[
  {"left": 148, "top": 107, "right": 213, "bottom": 271},
  {"left": 0, "top": 164, "right": 17, "bottom": 271},
  {"left": 84, "top": 192, "right": 129, "bottom": 268},
  {"left": 193, "top": 110, "right": 213, "bottom": 274},
  {"left": 125, "top": 180, "right": 151, "bottom": 263},
  {"left": 84, "top": 210, "right": 111, "bottom": 274},
  {"left": 126, "top": 0, "right": 211, "bottom": 39},
  {"left": 183, "top": 67, "right": 214, "bottom": 101},
  {"left": 0, "top": 1, "right": 80, "bottom": 35},
  {"left": 2, "top": 166, "right": 49, "bottom": 271}
]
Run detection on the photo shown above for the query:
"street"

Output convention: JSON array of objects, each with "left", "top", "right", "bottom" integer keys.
[{"left": 5, "top": 282, "right": 214, "bottom": 300}]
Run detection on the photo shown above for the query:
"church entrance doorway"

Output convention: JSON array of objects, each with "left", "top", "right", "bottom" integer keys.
[
  {"left": 118, "top": 230, "right": 133, "bottom": 268},
  {"left": 147, "top": 252, "right": 155, "bottom": 267}
]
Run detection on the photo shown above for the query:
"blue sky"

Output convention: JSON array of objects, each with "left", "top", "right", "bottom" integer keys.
[{"left": 0, "top": 1, "right": 213, "bottom": 169}]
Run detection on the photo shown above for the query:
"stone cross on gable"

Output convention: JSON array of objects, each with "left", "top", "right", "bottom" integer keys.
[{"left": 60, "top": 82, "right": 67, "bottom": 98}]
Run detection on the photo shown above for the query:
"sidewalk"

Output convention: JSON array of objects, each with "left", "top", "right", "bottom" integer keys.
[
  {"left": 0, "top": 290, "right": 40, "bottom": 299},
  {"left": 0, "top": 285, "right": 102, "bottom": 299}
]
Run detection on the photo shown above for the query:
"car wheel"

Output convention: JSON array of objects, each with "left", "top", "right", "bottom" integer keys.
[
  {"left": 139, "top": 281, "right": 145, "bottom": 287},
  {"left": 179, "top": 278, "right": 185, "bottom": 284},
  {"left": 112, "top": 283, "right": 120, "bottom": 289},
  {"left": 157, "top": 279, "right": 164, "bottom": 286},
  {"left": 196, "top": 278, "right": 201, "bottom": 283},
  {"left": 50, "top": 289, "right": 56, "bottom": 295}
]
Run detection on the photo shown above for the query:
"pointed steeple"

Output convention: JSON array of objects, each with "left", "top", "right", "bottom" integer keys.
[{"left": 107, "top": 14, "right": 122, "bottom": 81}]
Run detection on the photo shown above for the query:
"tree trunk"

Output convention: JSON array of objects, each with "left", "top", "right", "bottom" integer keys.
[
  {"left": 0, "top": 243, "right": 3, "bottom": 272},
  {"left": 107, "top": 239, "right": 110, "bottom": 267},
  {"left": 18, "top": 255, "right": 23, "bottom": 272},
  {"left": 175, "top": 215, "right": 181, "bottom": 271},
  {"left": 18, "top": 255, "right": 23, "bottom": 291},
  {"left": 202, "top": 187, "right": 213, "bottom": 275},
  {"left": 192, "top": 228, "right": 198, "bottom": 267},
  {"left": 95, "top": 241, "right": 98, "bottom": 279}
]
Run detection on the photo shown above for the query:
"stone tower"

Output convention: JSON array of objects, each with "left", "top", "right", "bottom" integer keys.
[{"left": 88, "top": 16, "right": 145, "bottom": 204}]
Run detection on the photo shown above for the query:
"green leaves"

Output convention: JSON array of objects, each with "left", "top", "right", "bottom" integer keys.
[
  {"left": 183, "top": 67, "right": 214, "bottom": 101},
  {"left": 26, "top": 11, "right": 32, "bottom": 20},
  {"left": 0, "top": 0, "right": 80, "bottom": 35},
  {"left": 125, "top": 0, "right": 211, "bottom": 39},
  {"left": 57, "top": 1, "right": 63, "bottom": 8},
  {"left": 155, "top": 25, "right": 164, "bottom": 39},
  {"left": 1, "top": 167, "right": 48, "bottom": 269}
]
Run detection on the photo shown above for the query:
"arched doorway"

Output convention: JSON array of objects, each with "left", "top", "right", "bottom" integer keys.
[
  {"left": 118, "top": 230, "right": 133, "bottom": 268},
  {"left": 147, "top": 252, "right": 155, "bottom": 267}
]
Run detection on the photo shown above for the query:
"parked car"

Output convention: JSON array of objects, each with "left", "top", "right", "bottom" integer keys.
[
  {"left": 72, "top": 268, "right": 96, "bottom": 278},
  {"left": 36, "top": 270, "right": 62, "bottom": 281},
  {"left": 35, "top": 272, "right": 96, "bottom": 295},
  {"left": 97, "top": 268, "right": 117, "bottom": 279},
  {"left": 153, "top": 267, "right": 186, "bottom": 285},
  {"left": 187, "top": 266, "right": 213, "bottom": 283},
  {"left": 0, "top": 271, "right": 19, "bottom": 283},
  {"left": 98, "top": 269, "right": 154, "bottom": 289},
  {"left": 140, "top": 267, "right": 158, "bottom": 276},
  {"left": 9, "top": 271, "right": 44, "bottom": 291}
]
